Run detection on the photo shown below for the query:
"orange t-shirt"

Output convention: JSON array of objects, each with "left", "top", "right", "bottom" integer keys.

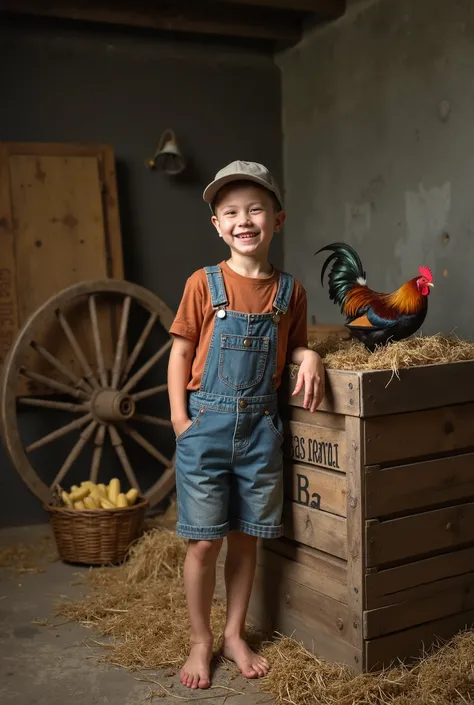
[{"left": 170, "top": 261, "right": 308, "bottom": 391}]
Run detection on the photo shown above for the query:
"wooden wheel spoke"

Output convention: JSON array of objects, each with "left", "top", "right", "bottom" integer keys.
[
  {"left": 133, "top": 413, "right": 173, "bottom": 429},
  {"left": 26, "top": 412, "right": 93, "bottom": 453},
  {"left": 31, "top": 341, "right": 93, "bottom": 394},
  {"left": 111, "top": 296, "right": 131, "bottom": 389},
  {"left": 89, "top": 295, "right": 108, "bottom": 387},
  {"left": 120, "top": 422, "right": 173, "bottom": 468},
  {"left": 20, "top": 368, "right": 90, "bottom": 400},
  {"left": 90, "top": 424, "right": 106, "bottom": 483},
  {"left": 121, "top": 338, "right": 172, "bottom": 394},
  {"left": 132, "top": 383, "right": 168, "bottom": 402},
  {"left": 108, "top": 425, "right": 140, "bottom": 491},
  {"left": 120, "top": 311, "right": 158, "bottom": 384},
  {"left": 51, "top": 420, "right": 98, "bottom": 488},
  {"left": 18, "top": 398, "right": 89, "bottom": 413},
  {"left": 57, "top": 311, "right": 100, "bottom": 389}
]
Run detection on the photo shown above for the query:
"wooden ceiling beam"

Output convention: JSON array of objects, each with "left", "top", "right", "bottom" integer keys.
[
  {"left": 215, "top": 0, "right": 345, "bottom": 17},
  {"left": 0, "top": 1, "right": 303, "bottom": 42}
]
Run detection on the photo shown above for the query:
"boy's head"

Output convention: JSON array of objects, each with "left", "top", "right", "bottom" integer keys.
[
  {"left": 203, "top": 160, "right": 283, "bottom": 214},
  {"left": 203, "top": 161, "right": 285, "bottom": 257}
]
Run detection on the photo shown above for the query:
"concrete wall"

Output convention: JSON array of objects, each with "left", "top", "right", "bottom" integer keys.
[
  {"left": 0, "top": 18, "right": 282, "bottom": 526},
  {"left": 279, "top": 0, "right": 474, "bottom": 337}
]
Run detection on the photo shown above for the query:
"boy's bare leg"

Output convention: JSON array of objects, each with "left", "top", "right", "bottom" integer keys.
[
  {"left": 222, "top": 531, "right": 269, "bottom": 678},
  {"left": 181, "top": 538, "right": 223, "bottom": 689}
]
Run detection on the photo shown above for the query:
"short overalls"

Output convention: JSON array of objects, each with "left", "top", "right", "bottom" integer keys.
[{"left": 175, "top": 265, "right": 294, "bottom": 541}]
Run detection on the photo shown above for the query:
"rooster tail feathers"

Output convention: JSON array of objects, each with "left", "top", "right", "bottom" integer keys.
[{"left": 315, "top": 242, "right": 367, "bottom": 310}]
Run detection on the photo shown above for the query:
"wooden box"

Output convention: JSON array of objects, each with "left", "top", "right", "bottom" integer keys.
[{"left": 248, "top": 360, "right": 474, "bottom": 672}]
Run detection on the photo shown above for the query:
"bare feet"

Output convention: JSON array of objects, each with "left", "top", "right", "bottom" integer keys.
[
  {"left": 180, "top": 642, "right": 213, "bottom": 689},
  {"left": 222, "top": 635, "right": 269, "bottom": 679}
]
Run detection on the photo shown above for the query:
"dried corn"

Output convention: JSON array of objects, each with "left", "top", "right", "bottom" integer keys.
[
  {"left": 99, "top": 497, "right": 116, "bottom": 510},
  {"left": 116, "top": 493, "right": 128, "bottom": 508},
  {"left": 74, "top": 501, "right": 86, "bottom": 509},
  {"left": 108, "top": 478, "right": 120, "bottom": 505},
  {"left": 69, "top": 486, "right": 90, "bottom": 502},
  {"left": 126, "top": 488, "right": 139, "bottom": 505}
]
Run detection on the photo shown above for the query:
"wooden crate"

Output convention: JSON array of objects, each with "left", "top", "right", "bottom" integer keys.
[
  {"left": 0, "top": 141, "right": 124, "bottom": 394},
  {"left": 247, "top": 360, "right": 474, "bottom": 673}
]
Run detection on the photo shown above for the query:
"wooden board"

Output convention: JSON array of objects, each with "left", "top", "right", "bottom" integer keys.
[
  {"left": 284, "top": 420, "right": 346, "bottom": 472},
  {"left": 258, "top": 543, "right": 347, "bottom": 603},
  {"left": 365, "top": 609, "right": 474, "bottom": 671},
  {"left": 364, "top": 570, "right": 474, "bottom": 639},
  {"left": 366, "top": 546, "right": 474, "bottom": 608},
  {"left": 286, "top": 368, "right": 360, "bottom": 417},
  {"left": 249, "top": 562, "right": 356, "bottom": 646},
  {"left": 283, "top": 501, "right": 347, "bottom": 559},
  {"left": 366, "top": 501, "right": 474, "bottom": 567},
  {"left": 366, "top": 453, "right": 474, "bottom": 518},
  {"left": 266, "top": 538, "right": 347, "bottom": 585},
  {"left": 364, "top": 403, "right": 474, "bottom": 465},
  {"left": 345, "top": 415, "right": 364, "bottom": 649},
  {"left": 0, "top": 144, "right": 19, "bottom": 368},
  {"left": 284, "top": 461, "right": 347, "bottom": 516},
  {"left": 0, "top": 142, "right": 124, "bottom": 396},
  {"left": 360, "top": 361, "right": 474, "bottom": 417}
]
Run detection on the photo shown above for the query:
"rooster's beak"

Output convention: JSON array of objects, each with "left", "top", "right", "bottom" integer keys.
[{"left": 427, "top": 282, "right": 434, "bottom": 287}]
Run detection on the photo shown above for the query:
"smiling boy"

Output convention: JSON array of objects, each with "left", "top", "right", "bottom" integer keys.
[{"left": 168, "top": 161, "right": 324, "bottom": 689}]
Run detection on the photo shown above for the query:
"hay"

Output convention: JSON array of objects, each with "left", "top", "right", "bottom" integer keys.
[
  {"left": 259, "top": 632, "right": 474, "bottom": 705},
  {"left": 291, "top": 333, "right": 474, "bottom": 374},
  {"left": 58, "top": 527, "right": 474, "bottom": 704},
  {"left": 57, "top": 527, "right": 227, "bottom": 670}
]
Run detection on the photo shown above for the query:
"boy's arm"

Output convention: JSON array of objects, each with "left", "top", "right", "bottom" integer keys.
[{"left": 168, "top": 335, "right": 197, "bottom": 437}]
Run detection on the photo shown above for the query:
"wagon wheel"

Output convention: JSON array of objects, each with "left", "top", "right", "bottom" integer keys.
[{"left": 1, "top": 279, "right": 177, "bottom": 508}]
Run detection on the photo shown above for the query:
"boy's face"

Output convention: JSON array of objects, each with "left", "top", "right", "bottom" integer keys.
[{"left": 211, "top": 184, "right": 285, "bottom": 259}]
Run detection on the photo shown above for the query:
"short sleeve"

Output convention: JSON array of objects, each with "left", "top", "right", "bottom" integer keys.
[
  {"left": 170, "top": 271, "right": 205, "bottom": 342},
  {"left": 287, "top": 281, "right": 308, "bottom": 358}
]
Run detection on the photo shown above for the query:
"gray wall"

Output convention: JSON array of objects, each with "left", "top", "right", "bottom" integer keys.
[
  {"left": 279, "top": 0, "right": 474, "bottom": 337},
  {"left": 0, "top": 18, "right": 282, "bottom": 526}
]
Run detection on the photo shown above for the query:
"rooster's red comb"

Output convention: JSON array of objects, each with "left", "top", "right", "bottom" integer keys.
[{"left": 419, "top": 266, "right": 433, "bottom": 282}]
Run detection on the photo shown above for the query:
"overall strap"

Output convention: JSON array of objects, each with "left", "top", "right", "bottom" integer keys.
[
  {"left": 204, "top": 266, "right": 228, "bottom": 308},
  {"left": 272, "top": 272, "right": 294, "bottom": 315}
]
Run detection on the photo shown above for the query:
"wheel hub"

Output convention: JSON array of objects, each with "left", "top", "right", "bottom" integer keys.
[{"left": 91, "top": 388, "right": 135, "bottom": 422}]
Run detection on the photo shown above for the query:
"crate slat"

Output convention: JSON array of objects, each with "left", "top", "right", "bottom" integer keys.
[
  {"left": 366, "top": 501, "right": 474, "bottom": 567},
  {"left": 364, "top": 403, "right": 474, "bottom": 465},
  {"left": 283, "top": 501, "right": 347, "bottom": 559},
  {"left": 365, "top": 453, "right": 474, "bottom": 518},
  {"left": 284, "top": 461, "right": 347, "bottom": 516}
]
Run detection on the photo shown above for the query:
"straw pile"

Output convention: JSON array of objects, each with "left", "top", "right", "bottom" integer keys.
[
  {"left": 299, "top": 333, "right": 474, "bottom": 373},
  {"left": 57, "top": 527, "right": 227, "bottom": 670},
  {"left": 57, "top": 527, "right": 474, "bottom": 704}
]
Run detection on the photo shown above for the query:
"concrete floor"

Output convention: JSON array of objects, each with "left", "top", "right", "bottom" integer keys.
[{"left": 0, "top": 524, "right": 273, "bottom": 705}]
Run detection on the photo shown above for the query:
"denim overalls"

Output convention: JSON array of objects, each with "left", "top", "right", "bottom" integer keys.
[{"left": 175, "top": 265, "right": 294, "bottom": 541}]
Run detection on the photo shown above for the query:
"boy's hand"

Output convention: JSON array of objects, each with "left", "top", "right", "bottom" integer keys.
[
  {"left": 173, "top": 417, "right": 193, "bottom": 439},
  {"left": 292, "top": 350, "right": 325, "bottom": 412}
]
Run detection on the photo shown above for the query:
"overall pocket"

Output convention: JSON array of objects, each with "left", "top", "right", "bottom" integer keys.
[
  {"left": 265, "top": 410, "right": 285, "bottom": 443},
  {"left": 218, "top": 334, "right": 269, "bottom": 391},
  {"left": 175, "top": 407, "right": 202, "bottom": 443}
]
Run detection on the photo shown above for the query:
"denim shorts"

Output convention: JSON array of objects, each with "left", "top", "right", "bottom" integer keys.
[{"left": 175, "top": 392, "right": 284, "bottom": 540}]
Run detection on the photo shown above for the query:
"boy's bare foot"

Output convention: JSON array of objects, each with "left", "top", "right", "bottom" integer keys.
[
  {"left": 180, "top": 642, "right": 213, "bottom": 689},
  {"left": 222, "top": 636, "right": 269, "bottom": 678}
]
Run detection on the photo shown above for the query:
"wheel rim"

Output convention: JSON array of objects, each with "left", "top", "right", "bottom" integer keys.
[{"left": 1, "top": 279, "right": 177, "bottom": 507}]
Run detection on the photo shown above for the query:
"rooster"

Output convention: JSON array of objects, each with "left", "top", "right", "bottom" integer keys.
[{"left": 315, "top": 242, "right": 434, "bottom": 351}]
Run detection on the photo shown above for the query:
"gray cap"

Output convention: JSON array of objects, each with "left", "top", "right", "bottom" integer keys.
[{"left": 203, "top": 160, "right": 283, "bottom": 209}]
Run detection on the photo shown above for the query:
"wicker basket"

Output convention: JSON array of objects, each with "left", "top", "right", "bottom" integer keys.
[{"left": 46, "top": 497, "right": 149, "bottom": 565}]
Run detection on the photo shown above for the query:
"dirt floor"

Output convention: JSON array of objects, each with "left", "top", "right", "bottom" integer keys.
[{"left": 0, "top": 524, "right": 274, "bottom": 705}]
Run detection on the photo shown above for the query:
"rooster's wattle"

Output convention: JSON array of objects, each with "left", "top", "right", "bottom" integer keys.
[{"left": 316, "top": 242, "right": 434, "bottom": 351}]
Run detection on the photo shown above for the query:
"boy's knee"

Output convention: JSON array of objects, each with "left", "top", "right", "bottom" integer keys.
[{"left": 188, "top": 538, "right": 223, "bottom": 563}]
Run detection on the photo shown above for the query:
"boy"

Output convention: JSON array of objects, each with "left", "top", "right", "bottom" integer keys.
[{"left": 168, "top": 160, "right": 324, "bottom": 690}]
